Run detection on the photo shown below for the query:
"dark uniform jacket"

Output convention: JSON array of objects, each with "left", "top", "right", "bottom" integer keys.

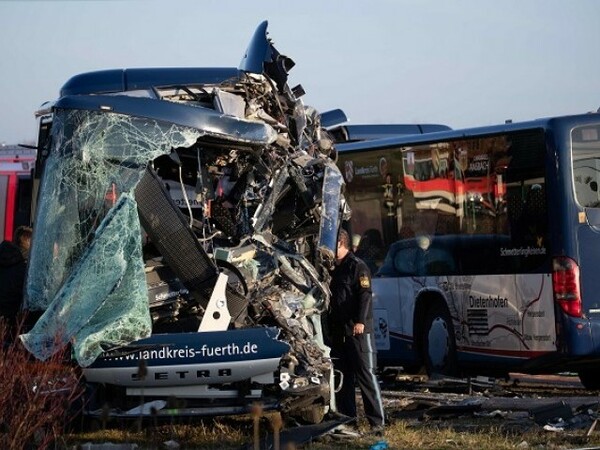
[
  {"left": 0, "top": 240, "right": 27, "bottom": 327},
  {"left": 329, "top": 252, "right": 373, "bottom": 340}
]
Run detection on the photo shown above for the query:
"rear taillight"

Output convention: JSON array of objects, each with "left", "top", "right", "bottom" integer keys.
[{"left": 552, "top": 256, "right": 582, "bottom": 317}]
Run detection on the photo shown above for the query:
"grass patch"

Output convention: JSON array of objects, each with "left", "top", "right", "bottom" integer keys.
[{"left": 62, "top": 414, "right": 600, "bottom": 449}]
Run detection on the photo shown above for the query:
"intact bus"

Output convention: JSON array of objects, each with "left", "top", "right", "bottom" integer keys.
[
  {"left": 336, "top": 112, "right": 600, "bottom": 388},
  {"left": 0, "top": 146, "right": 35, "bottom": 241}
]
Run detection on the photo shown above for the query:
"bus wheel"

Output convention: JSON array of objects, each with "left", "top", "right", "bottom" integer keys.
[
  {"left": 423, "top": 303, "right": 458, "bottom": 377},
  {"left": 578, "top": 370, "right": 600, "bottom": 390}
]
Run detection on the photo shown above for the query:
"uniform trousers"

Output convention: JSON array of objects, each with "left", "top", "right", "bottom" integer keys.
[{"left": 331, "top": 332, "right": 385, "bottom": 427}]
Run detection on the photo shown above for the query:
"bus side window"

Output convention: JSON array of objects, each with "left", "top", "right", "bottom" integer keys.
[
  {"left": 376, "top": 246, "right": 397, "bottom": 277},
  {"left": 388, "top": 237, "right": 456, "bottom": 276},
  {"left": 524, "top": 185, "right": 546, "bottom": 238},
  {"left": 394, "top": 247, "right": 418, "bottom": 275},
  {"left": 506, "top": 190, "right": 524, "bottom": 236},
  {"left": 426, "top": 244, "right": 456, "bottom": 275},
  {"left": 458, "top": 235, "right": 492, "bottom": 273},
  {"left": 355, "top": 228, "right": 385, "bottom": 275},
  {"left": 376, "top": 240, "right": 418, "bottom": 276},
  {"left": 512, "top": 184, "right": 547, "bottom": 248},
  {"left": 458, "top": 235, "right": 512, "bottom": 274}
]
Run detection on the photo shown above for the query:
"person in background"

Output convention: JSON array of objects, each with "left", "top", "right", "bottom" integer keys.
[
  {"left": 0, "top": 226, "right": 32, "bottom": 336},
  {"left": 328, "top": 228, "right": 385, "bottom": 435}
]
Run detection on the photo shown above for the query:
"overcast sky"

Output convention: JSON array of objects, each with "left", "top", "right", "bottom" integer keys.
[{"left": 1, "top": 0, "right": 599, "bottom": 145}]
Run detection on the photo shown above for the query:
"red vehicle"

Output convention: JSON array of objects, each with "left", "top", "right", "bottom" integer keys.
[{"left": 0, "top": 145, "right": 35, "bottom": 241}]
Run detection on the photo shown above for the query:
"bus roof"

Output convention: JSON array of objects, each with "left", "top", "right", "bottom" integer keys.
[
  {"left": 329, "top": 123, "right": 451, "bottom": 143},
  {"left": 60, "top": 67, "right": 242, "bottom": 97},
  {"left": 336, "top": 112, "right": 600, "bottom": 153},
  {"left": 57, "top": 22, "right": 288, "bottom": 99}
]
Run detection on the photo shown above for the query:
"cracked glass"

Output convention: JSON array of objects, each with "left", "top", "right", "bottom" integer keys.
[{"left": 22, "top": 108, "right": 201, "bottom": 366}]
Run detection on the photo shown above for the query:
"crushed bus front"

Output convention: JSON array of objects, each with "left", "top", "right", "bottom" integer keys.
[{"left": 20, "top": 21, "right": 348, "bottom": 422}]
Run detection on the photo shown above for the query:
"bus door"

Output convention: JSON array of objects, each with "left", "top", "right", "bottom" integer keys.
[
  {"left": 571, "top": 123, "right": 600, "bottom": 321},
  {"left": 371, "top": 277, "right": 399, "bottom": 352},
  {"left": 374, "top": 239, "right": 431, "bottom": 363}
]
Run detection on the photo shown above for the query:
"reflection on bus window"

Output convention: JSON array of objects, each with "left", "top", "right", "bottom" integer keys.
[
  {"left": 339, "top": 129, "right": 549, "bottom": 276},
  {"left": 355, "top": 228, "right": 385, "bottom": 275}
]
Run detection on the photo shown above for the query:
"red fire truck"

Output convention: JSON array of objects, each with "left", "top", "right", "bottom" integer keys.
[{"left": 0, "top": 145, "right": 35, "bottom": 241}]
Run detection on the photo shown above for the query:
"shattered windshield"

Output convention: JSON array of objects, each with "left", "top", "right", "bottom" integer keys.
[{"left": 22, "top": 109, "right": 202, "bottom": 365}]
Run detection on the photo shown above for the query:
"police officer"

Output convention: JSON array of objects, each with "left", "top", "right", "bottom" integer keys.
[{"left": 328, "top": 228, "right": 385, "bottom": 434}]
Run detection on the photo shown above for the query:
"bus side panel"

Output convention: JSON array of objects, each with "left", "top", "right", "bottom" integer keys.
[
  {"left": 372, "top": 273, "right": 556, "bottom": 371},
  {"left": 372, "top": 278, "right": 420, "bottom": 366},
  {"left": 452, "top": 274, "right": 555, "bottom": 367},
  {"left": 560, "top": 313, "right": 596, "bottom": 357},
  {"left": 576, "top": 226, "right": 600, "bottom": 354},
  {"left": 515, "top": 273, "right": 556, "bottom": 352}
]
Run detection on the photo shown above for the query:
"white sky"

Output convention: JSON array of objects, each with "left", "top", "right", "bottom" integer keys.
[{"left": 1, "top": 0, "right": 599, "bottom": 145}]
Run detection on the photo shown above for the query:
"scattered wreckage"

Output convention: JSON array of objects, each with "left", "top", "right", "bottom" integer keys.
[
  {"left": 20, "top": 21, "right": 351, "bottom": 423},
  {"left": 384, "top": 374, "right": 600, "bottom": 438}
]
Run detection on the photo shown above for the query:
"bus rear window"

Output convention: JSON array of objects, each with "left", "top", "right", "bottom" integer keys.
[{"left": 572, "top": 124, "right": 600, "bottom": 208}]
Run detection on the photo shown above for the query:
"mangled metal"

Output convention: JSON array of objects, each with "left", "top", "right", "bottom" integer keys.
[{"left": 22, "top": 20, "right": 347, "bottom": 420}]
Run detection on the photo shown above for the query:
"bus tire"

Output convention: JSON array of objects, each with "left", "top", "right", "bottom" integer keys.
[
  {"left": 578, "top": 370, "right": 600, "bottom": 390},
  {"left": 423, "top": 303, "right": 458, "bottom": 377}
]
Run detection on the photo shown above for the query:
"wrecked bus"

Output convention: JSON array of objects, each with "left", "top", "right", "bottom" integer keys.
[{"left": 20, "top": 21, "right": 350, "bottom": 422}]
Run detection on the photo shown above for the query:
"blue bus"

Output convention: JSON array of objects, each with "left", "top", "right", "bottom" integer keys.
[{"left": 336, "top": 112, "right": 600, "bottom": 388}]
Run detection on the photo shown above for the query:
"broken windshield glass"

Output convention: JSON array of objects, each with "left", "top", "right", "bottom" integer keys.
[{"left": 23, "top": 109, "right": 202, "bottom": 365}]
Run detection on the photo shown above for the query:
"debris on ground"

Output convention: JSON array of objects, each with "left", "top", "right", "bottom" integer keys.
[{"left": 380, "top": 371, "right": 600, "bottom": 434}]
